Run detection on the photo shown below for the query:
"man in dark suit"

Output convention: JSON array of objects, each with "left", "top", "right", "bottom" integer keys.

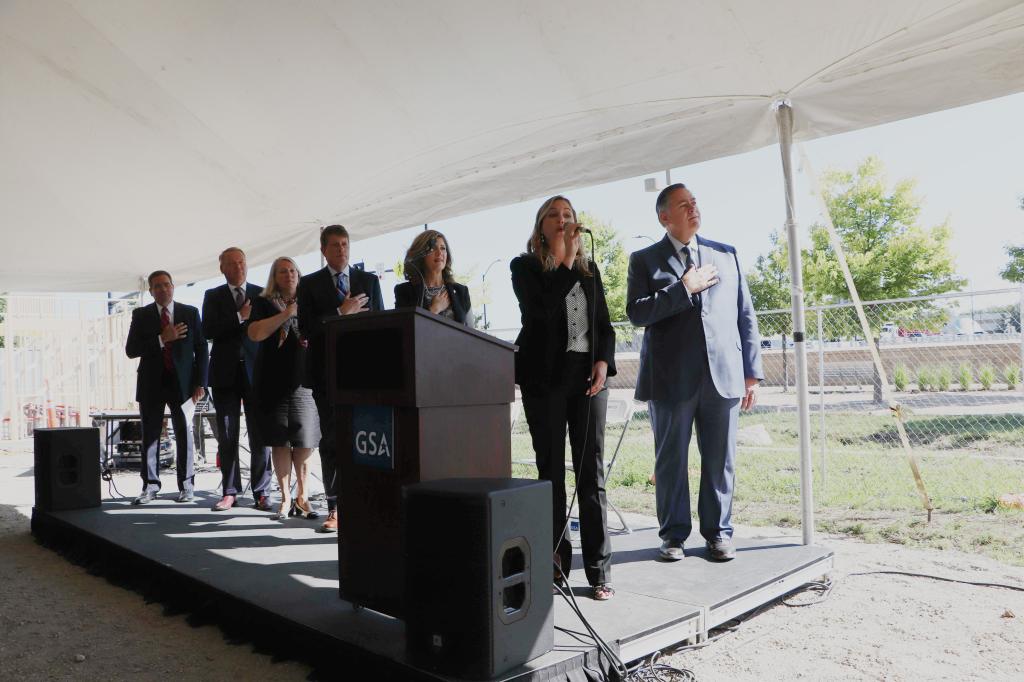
[
  {"left": 297, "top": 224, "right": 384, "bottom": 532},
  {"left": 126, "top": 270, "right": 209, "bottom": 504},
  {"left": 202, "top": 247, "right": 272, "bottom": 512},
  {"left": 626, "top": 184, "right": 763, "bottom": 562}
]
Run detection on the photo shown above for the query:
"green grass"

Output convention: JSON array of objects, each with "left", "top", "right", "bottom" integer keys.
[{"left": 513, "top": 410, "right": 1024, "bottom": 565}]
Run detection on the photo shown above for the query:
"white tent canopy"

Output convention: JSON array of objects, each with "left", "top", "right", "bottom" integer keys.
[{"left": 2, "top": 0, "right": 1023, "bottom": 292}]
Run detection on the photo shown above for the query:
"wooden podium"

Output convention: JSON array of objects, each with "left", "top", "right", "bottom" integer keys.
[{"left": 326, "top": 308, "right": 515, "bottom": 617}]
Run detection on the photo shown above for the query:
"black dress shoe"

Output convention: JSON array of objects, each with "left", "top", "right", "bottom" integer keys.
[
  {"left": 706, "top": 538, "right": 736, "bottom": 561},
  {"left": 658, "top": 540, "right": 685, "bottom": 561}
]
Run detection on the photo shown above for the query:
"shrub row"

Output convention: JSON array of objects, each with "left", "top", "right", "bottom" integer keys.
[{"left": 892, "top": 363, "right": 1021, "bottom": 391}]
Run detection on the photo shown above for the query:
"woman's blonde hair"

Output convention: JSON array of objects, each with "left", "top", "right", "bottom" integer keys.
[
  {"left": 403, "top": 230, "right": 454, "bottom": 285},
  {"left": 526, "top": 195, "right": 591, "bottom": 276},
  {"left": 262, "top": 256, "right": 302, "bottom": 299}
]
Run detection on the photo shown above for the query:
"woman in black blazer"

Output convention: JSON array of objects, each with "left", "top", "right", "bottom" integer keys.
[
  {"left": 510, "top": 195, "right": 617, "bottom": 601},
  {"left": 395, "top": 230, "right": 474, "bottom": 327}
]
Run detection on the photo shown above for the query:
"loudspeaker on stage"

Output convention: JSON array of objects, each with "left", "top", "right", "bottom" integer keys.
[
  {"left": 33, "top": 427, "right": 101, "bottom": 511},
  {"left": 403, "top": 477, "right": 554, "bottom": 679}
]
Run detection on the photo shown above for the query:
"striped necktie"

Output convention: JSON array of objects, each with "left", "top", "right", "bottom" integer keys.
[{"left": 336, "top": 272, "right": 348, "bottom": 300}]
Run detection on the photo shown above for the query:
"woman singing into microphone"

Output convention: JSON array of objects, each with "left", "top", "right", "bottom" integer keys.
[
  {"left": 395, "top": 229, "right": 474, "bottom": 327},
  {"left": 511, "top": 195, "right": 617, "bottom": 601}
]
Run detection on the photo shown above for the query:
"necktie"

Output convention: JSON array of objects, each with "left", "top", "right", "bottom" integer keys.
[
  {"left": 235, "top": 287, "right": 247, "bottom": 361},
  {"left": 681, "top": 246, "right": 701, "bottom": 308},
  {"left": 337, "top": 272, "right": 348, "bottom": 300},
  {"left": 160, "top": 307, "right": 173, "bottom": 371}
]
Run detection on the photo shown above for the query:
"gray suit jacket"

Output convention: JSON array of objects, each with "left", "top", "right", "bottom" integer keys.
[{"left": 626, "top": 234, "right": 763, "bottom": 402}]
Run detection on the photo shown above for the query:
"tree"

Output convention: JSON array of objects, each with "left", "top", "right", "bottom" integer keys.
[
  {"left": 802, "top": 156, "right": 965, "bottom": 306},
  {"left": 748, "top": 230, "right": 791, "bottom": 311},
  {"left": 1000, "top": 245, "right": 1024, "bottom": 283},
  {"left": 578, "top": 211, "right": 628, "bottom": 323},
  {"left": 747, "top": 158, "right": 965, "bottom": 313},
  {"left": 1000, "top": 196, "right": 1024, "bottom": 283},
  {"left": 747, "top": 157, "right": 966, "bottom": 401}
]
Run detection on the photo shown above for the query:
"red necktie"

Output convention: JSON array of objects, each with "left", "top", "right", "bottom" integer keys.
[{"left": 160, "top": 307, "right": 173, "bottom": 371}]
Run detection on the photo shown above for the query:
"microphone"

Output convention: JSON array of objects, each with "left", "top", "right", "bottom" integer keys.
[{"left": 567, "top": 223, "right": 591, "bottom": 234}]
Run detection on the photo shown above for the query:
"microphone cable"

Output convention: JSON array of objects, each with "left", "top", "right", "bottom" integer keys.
[
  {"left": 556, "top": 227, "right": 601, "bottom": 557},
  {"left": 551, "top": 228, "right": 630, "bottom": 679}
]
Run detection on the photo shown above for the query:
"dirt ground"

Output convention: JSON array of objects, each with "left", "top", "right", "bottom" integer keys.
[{"left": 2, "top": 443, "right": 1023, "bottom": 681}]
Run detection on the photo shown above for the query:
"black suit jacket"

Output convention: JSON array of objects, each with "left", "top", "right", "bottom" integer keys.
[
  {"left": 126, "top": 302, "right": 209, "bottom": 404},
  {"left": 393, "top": 280, "right": 472, "bottom": 325},
  {"left": 510, "top": 255, "right": 616, "bottom": 389},
  {"left": 201, "top": 282, "right": 262, "bottom": 388},
  {"left": 297, "top": 266, "right": 385, "bottom": 389}
]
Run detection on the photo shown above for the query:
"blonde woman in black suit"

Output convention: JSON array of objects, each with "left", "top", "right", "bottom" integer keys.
[{"left": 510, "top": 196, "right": 617, "bottom": 601}]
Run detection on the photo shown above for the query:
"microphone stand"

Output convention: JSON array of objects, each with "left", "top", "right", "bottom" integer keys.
[{"left": 403, "top": 247, "right": 433, "bottom": 310}]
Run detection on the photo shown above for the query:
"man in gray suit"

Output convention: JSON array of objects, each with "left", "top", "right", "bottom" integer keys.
[{"left": 626, "top": 183, "right": 763, "bottom": 561}]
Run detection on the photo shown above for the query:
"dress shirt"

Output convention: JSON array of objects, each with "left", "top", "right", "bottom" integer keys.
[{"left": 666, "top": 232, "right": 700, "bottom": 296}]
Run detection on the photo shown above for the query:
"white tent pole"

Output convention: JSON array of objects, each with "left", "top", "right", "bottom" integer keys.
[
  {"left": 319, "top": 226, "right": 325, "bottom": 269},
  {"left": 774, "top": 101, "right": 814, "bottom": 546}
]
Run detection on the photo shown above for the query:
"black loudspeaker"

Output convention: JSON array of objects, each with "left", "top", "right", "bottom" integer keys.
[
  {"left": 34, "top": 427, "right": 101, "bottom": 511},
  {"left": 403, "top": 478, "right": 554, "bottom": 679}
]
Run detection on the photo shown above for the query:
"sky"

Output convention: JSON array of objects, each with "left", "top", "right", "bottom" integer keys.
[{"left": 168, "top": 92, "right": 1024, "bottom": 332}]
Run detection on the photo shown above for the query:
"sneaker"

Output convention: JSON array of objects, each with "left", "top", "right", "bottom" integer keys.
[
  {"left": 132, "top": 490, "right": 157, "bottom": 506},
  {"left": 176, "top": 489, "right": 194, "bottom": 503}
]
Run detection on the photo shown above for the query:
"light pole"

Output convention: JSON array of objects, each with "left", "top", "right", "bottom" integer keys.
[{"left": 481, "top": 258, "right": 502, "bottom": 330}]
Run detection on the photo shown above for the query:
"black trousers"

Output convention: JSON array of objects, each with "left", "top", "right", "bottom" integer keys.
[
  {"left": 211, "top": 362, "right": 271, "bottom": 497},
  {"left": 312, "top": 385, "right": 337, "bottom": 511},
  {"left": 521, "top": 352, "right": 611, "bottom": 586},
  {"left": 139, "top": 372, "right": 193, "bottom": 493}
]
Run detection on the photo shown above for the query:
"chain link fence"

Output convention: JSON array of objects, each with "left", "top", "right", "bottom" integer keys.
[
  {"left": 5, "top": 288, "right": 1023, "bottom": 538},
  {"left": 505, "top": 287, "right": 1024, "bottom": 534},
  {"left": 749, "top": 288, "right": 1024, "bottom": 519}
]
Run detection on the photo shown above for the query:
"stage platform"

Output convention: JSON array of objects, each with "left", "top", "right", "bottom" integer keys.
[{"left": 32, "top": 495, "right": 833, "bottom": 680}]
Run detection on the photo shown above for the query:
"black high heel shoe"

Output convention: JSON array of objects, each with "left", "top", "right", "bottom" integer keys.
[{"left": 291, "top": 499, "right": 320, "bottom": 520}]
